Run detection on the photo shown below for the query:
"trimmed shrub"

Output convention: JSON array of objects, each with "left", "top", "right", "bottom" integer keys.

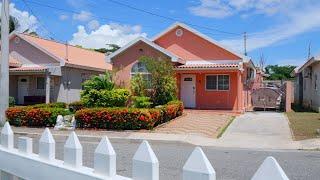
[
  {"left": 81, "top": 89, "right": 130, "bottom": 108},
  {"left": 75, "top": 100, "right": 184, "bottom": 130},
  {"left": 132, "top": 96, "right": 153, "bottom": 108},
  {"left": 9, "top": 96, "right": 15, "bottom": 107},
  {"left": 69, "top": 101, "right": 85, "bottom": 112},
  {"left": 6, "top": 107, "right": 71, "bottom": 127}
]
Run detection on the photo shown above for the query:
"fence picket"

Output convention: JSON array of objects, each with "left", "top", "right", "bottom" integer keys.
[
  {"left": 251, "top": 156, "right": 289, "bottom": 180},
  {"left": 39, "top": 128, "right": 55, "bottom": 160},
  {"left": 183, "top": 147, "right": 216, "bottom": 180},
  {"left": 1, "top": 122, "right": 13, "bottom": 149},
  {"left": 18, "top": 137, "right": 32, "bottom": 154},
  {"left": 132, "top": 140, "right": 159, "bottom": 180},
  {"left": 94, "top": 136, "right": 116, "bottom": 177},
  {"left": 64, "top": 131, "right": 82, "bottom": 167}
]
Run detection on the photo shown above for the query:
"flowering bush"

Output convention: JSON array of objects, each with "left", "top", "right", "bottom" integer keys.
[
  {"left": 6, "top": 107, "right": 71, "bottom": 127},
  {"left": 75, "top": 100, "right": 183, "bottom": 130}
]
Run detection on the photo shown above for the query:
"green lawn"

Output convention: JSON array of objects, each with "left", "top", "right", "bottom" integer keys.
[{"left": 287, "top": 112, "right": 320, "bottom": 140}]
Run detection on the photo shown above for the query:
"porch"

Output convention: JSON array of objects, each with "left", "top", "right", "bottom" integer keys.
[
  {"left": 176, "top": 68, "right": 244, "bottom": 112},
  {"left": 9, "top": 67, "right": 60, "bottom": 105}
]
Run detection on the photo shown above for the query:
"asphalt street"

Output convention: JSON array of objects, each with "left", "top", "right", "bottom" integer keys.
[{"left": 13, "top": 135, "right": 320, "bottom": 180}]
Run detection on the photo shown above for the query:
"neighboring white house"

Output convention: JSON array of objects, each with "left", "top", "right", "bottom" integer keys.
[
  {"left": 295, "top": 56, "right": 320, "bottom": 112},
  {"left": 2, "top": 33, "right": 112, "bottom": 105}
]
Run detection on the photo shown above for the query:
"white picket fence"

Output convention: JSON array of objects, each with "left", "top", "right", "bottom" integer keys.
[{"left": 0, "top": 122, "right": 289, "bottom": 180}]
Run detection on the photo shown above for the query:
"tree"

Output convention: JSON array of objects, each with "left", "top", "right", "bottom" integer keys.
[
  {"left": 139, "top": 56, "right": 177, "bottom": 106},
  {"left": 265, "top": 65, "right": 296, "bottom": 80},
  {"left": 94, "top": 44, "right": 120, "bottom": 54},
  {"left": 0, "top": 16, "right": 19, "bottom": 38}
]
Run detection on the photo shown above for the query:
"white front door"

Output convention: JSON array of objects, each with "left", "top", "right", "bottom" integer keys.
[
  {"left": 181, "top": 74, "right": 196, "bottom": 108},
  {"left": 18, "top": 77, "right": 29, "bottom": 104}
]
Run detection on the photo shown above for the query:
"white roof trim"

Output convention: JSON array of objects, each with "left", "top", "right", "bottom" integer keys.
[
  {"left": 185, "top": 60, "right": 242, "bottom": 65},
  {"left": 298, "top": 57, "right": 319, "bottom": 73},
  {"left": 152, "top": 22, "right": 251, "bottom": 62},
  {"left": 106, "top": 36, "right": 182, "bottom": 63}
]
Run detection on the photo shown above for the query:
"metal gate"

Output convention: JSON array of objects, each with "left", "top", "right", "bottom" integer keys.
[{"left": 251, "top": 87, "right": 283, "bottom": 110}]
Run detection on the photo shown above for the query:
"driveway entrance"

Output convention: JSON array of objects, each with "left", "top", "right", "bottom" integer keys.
[{"left": 220, "top": 112, "right": 294, "bottom": 148}]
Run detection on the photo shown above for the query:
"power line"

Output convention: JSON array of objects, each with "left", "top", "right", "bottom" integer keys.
[
  {"left": 96, "top": 0, "right": 242, "bottom": 35},
  {"left": 24, "top": 0, "right": 242, "bottom": 36},
  {"left": 21, "top": 0, "right": 59, "bottom": 40}
]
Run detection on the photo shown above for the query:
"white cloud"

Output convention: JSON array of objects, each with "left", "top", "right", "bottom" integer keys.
[
  {"left": 69, "top": 22, "right": 147, "bottom": 49},
  {"left": 72, "top": 11, "right": 92, "bottom": 22},
  {"left": 59, "top": 14, "right": 69, "bottom": 21},
  {"left": 0, "top": 3, "right": 39, "bottom": 33},
  {"left": 189, "top": 0, "right": 298, "bottom": 18},
  {"left": 220, "top": 4, "right": 320, "bottom": 52},
  {"left": 87, "top": 20, "right": 100, "bottom": 30}
]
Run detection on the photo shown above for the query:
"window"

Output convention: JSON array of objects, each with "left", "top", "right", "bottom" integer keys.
[
  {"left": 36, "top": 77, "right": 45, "bottom": 90},
  {"left": 131, "top": 62, "right": 151, "bottom": 87},
  {"left": 206, "top": 75, "right": 230, "bottom": 91},
  {"left": 206, "top": 75, "right": 217, "bottom": 90},
  {"left": 315, "top": 74, "right": 318, "bottom": 90},
  {"left": 218, "top": 75, "right": 230, "bottom": 90}
]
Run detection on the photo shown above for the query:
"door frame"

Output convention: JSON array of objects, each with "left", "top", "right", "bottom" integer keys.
[
  {"left": 180, "top": 74, "right": 196, "bottom": 108},
  {"left": 18, "top": 76, "right": 30, "bottom": 105}
]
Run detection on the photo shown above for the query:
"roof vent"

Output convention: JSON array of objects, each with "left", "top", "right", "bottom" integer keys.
[{"left": 175, "top": 29, "right": 183, "bottom": 37}]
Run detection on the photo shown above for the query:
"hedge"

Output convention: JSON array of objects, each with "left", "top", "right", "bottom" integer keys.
[
  {"left": 69, "top": 101, "right": 85, "bottom": 113},
  {"left": 6, "top": 106, "right": 71, "bottom": 127},
  {"left": 75, "top": 100, "right": 184, "bottom": 130}
]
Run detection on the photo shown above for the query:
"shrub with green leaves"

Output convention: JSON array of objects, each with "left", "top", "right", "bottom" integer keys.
[
  {"left": 32, "top": 102, "right": 66, "bottom": 109},
  {"left": 69, "top": 101, "right": 85, "bottom": 112},
  {"left": 131, "top": 73, "right": 147, "bottom": 96},
  {"left": 139, "top": 56, "right": 178, "bottom": 106},
  {"left": 132, "top": 96, "right": 153, "bottom": 108},
  {"left": 82, "top": 72, "right": 115, "bottom": 96},
  {"left": 9, "top": 96, "right": 15, "bottom": 107},
  {"left": 81, "top": 89, "right": 130, "bottom": 108}
]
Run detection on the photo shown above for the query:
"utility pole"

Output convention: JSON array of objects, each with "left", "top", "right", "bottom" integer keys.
[
  {"left": 243, "top": 32, "right": 247, "bottom": 56},
  {"left": 0, "top": 0, "right": 10, "bottom": 125},
  {"left": 307, "top": 42, "right": 311, "bottom": 59}
]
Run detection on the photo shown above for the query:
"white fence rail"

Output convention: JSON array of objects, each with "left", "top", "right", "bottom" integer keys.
[{"left": 0, "top": 122, "right": 289, "bottom": 180}]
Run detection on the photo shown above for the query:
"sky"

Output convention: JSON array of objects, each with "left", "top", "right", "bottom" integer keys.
[{"left": 4, "top": 0, "right": 320, "bottom": 67}]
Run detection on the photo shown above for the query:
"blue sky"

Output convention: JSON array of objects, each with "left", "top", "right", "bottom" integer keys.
[{"left": 6, "top": 0, "right": 320, "bottom": 66}]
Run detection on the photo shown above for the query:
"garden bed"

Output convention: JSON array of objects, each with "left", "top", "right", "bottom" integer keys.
[{"left": 6, "top": 101, "right": 184, "bottom": 130}]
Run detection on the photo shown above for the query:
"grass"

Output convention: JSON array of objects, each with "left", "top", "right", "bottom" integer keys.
[
  {"left": 286, "top": 111, "right": 320, "bottom": 140},
  {"left": 217, "top": 116, "right": 235, "bottom": 138}
]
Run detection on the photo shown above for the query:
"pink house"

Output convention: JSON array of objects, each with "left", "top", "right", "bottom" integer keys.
[{"left": 107, "top": 23, "right": 259, "bottom": 112}]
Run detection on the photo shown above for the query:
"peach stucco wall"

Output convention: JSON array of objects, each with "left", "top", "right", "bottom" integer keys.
[
  {"left": 177, "top": 70, "right": 243, "bottom": 111},
  {"left": 154, "top": 26, "right": 240, "bottom": 61},
  {"left": 112, "top": 41, "right": 170, "bottom": 88}
]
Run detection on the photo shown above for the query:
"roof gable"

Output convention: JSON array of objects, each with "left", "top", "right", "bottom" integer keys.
[
  {"left": 106, "top": 37, "right": 184, "bottom": 63},
  {"left": 153, "top": 22, "right": 249, "bottom": 61},
  {"left": 16, "top": 33, "right": 111, "bottom": 71}
]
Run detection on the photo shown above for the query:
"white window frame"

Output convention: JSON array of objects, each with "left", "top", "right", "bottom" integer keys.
[
  {"left": 130, "top": 61, "right": 152, "bottom": 87},
  {"left": 205, "top": 74, "right": 230, "bottom": 91}
]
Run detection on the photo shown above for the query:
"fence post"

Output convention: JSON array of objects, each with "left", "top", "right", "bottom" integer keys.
[
  {"left": 132, "top": 140, "right": 159, "bottom": 180},
  {"left": 183, "top": 147, "right": 216, "bottom": 180},
  {"left": 18, "top": 137, "right": 33, "bottom": 154},
  {"left": 39, "top": 128, "right": 55, "bottom": 160},
  {"left": 64, "top": 131, "right": 82, "bottom": 167},
  {"left": 251, "top": 156, "right": 289, "bottom": 180},
  {"left": 1, "top": 122, "right": 13, "bottom": 149},
  {"left": 94, "top": 136, "right": 116, "bottom": 177}
]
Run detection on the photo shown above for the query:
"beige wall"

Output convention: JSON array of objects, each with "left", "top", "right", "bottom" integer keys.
[{"left": 302, "top": 62, "right": 320, "bottom": 112}]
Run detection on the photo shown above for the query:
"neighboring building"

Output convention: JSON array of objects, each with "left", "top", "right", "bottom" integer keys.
[
  {"left": 107, "top": 22, "right": 260, "bottom": 112},
  {"left": 5, "top": 33, "right": 111, "bottom": 105},
  {"left": 295, "top": 56, "right": 320, "bottom": 112}
]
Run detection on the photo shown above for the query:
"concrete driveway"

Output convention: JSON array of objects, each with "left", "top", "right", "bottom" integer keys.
[{"left": 219, "top": 112, "right": 297, "bottom": 149}]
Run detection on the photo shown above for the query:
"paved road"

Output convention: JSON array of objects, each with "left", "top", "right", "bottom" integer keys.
[{"left": 13, "top": 135, "right": 320, "bottom": 180}]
